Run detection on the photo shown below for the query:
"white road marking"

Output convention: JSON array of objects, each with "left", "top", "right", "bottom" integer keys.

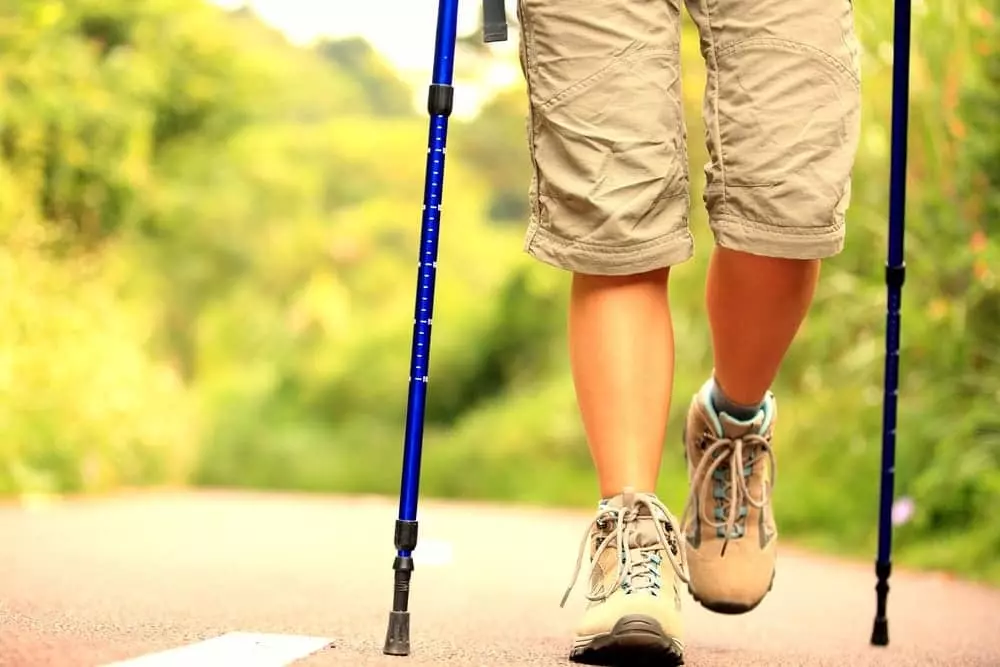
[{"left": 103, "top": 632, "right": 334, "bottom": 667}]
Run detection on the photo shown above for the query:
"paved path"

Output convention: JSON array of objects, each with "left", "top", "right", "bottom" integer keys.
[{"left": 2, "top": 491, "right": 999, "bottom": 666}]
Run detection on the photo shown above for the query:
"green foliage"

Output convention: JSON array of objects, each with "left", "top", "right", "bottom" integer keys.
[
  {"left": 451, "top": 85, "right": 532, "bottom": 223},
  {"left": 0, "top": 223, "right": 196, "bottom": 494},
  {"left": 2, "top": 0, "right": 998, "bottom": 584},
  {"left": 314, "top": 37, "right": 415, "bottom": 117}
]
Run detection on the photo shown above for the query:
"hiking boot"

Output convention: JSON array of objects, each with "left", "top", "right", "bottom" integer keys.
[
  {"left": 561, "top": 488, "right": 688, "bottom": 666},
  {"left": 681, "top": 383, "right": 778, "bottom": 614}
]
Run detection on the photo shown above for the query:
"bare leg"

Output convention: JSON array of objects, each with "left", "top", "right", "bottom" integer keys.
[
  {"left": 706, "top": 247, "right": 820, "bottom": 405},
  {"left": 679, "top": 247, "right": 821, "bottom": 613},
  {"left": 568, "top": 268, "right": 674, "bottom": 498}
]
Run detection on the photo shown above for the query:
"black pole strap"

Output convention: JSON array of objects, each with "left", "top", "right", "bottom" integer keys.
[{"left": 483, "top": 0, "right": 508, "bottom": 42}]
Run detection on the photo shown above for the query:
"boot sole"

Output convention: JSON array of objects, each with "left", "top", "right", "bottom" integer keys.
[
  {"left": 570, "top": 614, "right": 684, "bottom": 666},
  {"left": 687, "top": 569, "right": 776, "bottom": 615}
]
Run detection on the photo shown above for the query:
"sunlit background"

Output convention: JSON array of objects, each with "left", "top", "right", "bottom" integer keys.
[
  {"left": 1, "top": 0, "right": 997, "bottom": 587},
  {"left": 209, "top": 0, "right": 522, "bottom": 117}
]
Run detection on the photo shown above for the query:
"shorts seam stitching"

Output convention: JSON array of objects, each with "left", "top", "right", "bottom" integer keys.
[
  {"left": 702, "top": 0, "right": 727, "bottom": 210},
  {"left": 531, "top": 223, "right": 693, "bottom": 256},
  {"left": 712, "top": 214, "right": 846, "bottom": 236},
  {"left": 519, "top": 0, "right": 544, "bottom": 250},
  {"left": 539, "top": 46, "right": 680, "bottom": 111},
  {"left": 538, "top": 188, "right": 687, "bottom": 204},
  {"left": 715, "top": 37, "right": 861, "bottom": 87}
]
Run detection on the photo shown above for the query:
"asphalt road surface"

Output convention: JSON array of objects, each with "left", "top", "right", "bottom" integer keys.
[{"left": 2, "top": 491, "right": 999, "bottom": 666}]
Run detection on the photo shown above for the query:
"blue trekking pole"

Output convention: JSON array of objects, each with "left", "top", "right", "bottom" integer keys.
[
  {"left": 382, "top": 0, "right": 508, "bottom": 657},
  {"left": 871, "top": 0, "right": 911, "bottom": 648}
]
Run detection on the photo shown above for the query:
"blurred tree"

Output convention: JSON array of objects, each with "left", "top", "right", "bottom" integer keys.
[
  {"left": 314, "top": 37, "right": 414, "bottom": 117},
  {"left": 451, "top": 87, "right": 531, "bottom": 223},
  {"left": 962, "top": 0, "right": 999, "bottom": 376}
]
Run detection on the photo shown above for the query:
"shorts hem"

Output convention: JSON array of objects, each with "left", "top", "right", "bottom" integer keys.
[
  {"left": 711, "top": 215, "right": 845, "bottom": 260},
  {"left": 524, "top": 223, "right": 695, "bottom": 275}
]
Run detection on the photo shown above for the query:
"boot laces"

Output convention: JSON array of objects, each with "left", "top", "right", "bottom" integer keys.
[
  {"left": 561, "top": 494, "right": 689, "bottom": 607},
  {"left": 681, "top": 432, "right": 776, "bottom": 556}
]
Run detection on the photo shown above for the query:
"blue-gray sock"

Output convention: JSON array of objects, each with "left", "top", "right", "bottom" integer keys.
[{"left": 709, "top": 377, "right": 763, "bottom": 422}]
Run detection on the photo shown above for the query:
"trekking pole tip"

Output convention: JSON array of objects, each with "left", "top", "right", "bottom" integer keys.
[
  {"left": 383, "top": 520, "right": 419, "bottom": 656},
  {"left": 383, "top": 610, "right": 412, "bottom": 656},
  {"left": 870, "top": 616, "right": 889, "bottom": 647},
  {"left": 871, "top": 559, "right": 891, "bottom": 646}
]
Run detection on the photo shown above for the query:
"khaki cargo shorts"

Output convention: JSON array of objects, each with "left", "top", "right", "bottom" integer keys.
[{"left": 516, "top": 0, "right": 862, "bottom": 275}]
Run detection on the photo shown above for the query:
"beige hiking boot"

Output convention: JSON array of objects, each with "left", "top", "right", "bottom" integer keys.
[
  {"left": 561, "top": 488, "right": 688, "bottom": 666},
  {"left": 681, "top": 382, "right": 779, "bottom": 614}
]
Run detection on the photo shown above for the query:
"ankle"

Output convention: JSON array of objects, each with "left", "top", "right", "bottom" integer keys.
[
  {"left": 599, "top": 485, "right": 657, "bottom": 503},
  {"left": 709, "top": 377, "right": 763, "bottom": 421}
]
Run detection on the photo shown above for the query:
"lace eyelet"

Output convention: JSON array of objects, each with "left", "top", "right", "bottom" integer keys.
[{"left": 699, "top": 431, "right": 712, "bottom": 450}]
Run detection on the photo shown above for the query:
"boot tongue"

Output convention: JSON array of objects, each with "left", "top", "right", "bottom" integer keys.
[
  {"left": 602, "top": 489, "right": 669, "bottom": 549},
  {"left": 630, "top": 515, "right": 665, "bottom": 549}
]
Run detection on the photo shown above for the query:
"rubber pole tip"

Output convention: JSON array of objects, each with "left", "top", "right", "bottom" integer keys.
[
  {"left": 383, "top": 611, "right": 411, "bottom": 656},
  {"left": 870, "top": 617, "right": 889, "bottom": 647}
]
